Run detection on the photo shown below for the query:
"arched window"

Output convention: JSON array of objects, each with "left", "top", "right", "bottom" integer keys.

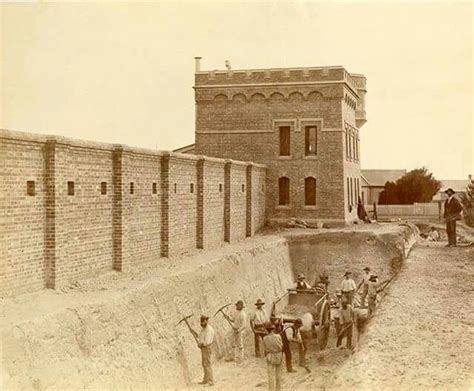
[
  {"left": 278, "top": 177, "right": 290, "bottom": 205},
  {"left": 304, "top": 177, "right": 316, "bottom": 206}
]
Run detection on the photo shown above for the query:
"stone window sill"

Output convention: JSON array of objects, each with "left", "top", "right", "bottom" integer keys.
[
  {"left": 278, "top": 156, "right": 292, "bottom": 160},
  {"left": 303, "top": 205, "right": 317, "bottom": 210},
  {"left": 275, "top": 205, "right": 291, "bottom": 210},
  {"left": 304, "top": 155, "right": 318, "bottom": 160}
]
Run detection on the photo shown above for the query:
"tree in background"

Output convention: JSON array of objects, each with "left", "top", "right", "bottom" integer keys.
[
  {"left": 460, "top": 177, "right": 474, "bottom": 227},
  {"left": 378, "top": 167, "right": 441, "bottom": 204}
]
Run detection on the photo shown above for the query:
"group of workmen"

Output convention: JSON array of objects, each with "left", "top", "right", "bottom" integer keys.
[{"left": 192, "top": 267, "right": 387, "bottom": 389}]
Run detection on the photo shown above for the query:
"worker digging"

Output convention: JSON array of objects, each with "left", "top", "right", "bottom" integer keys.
[{"left": 176, "top": 269, "right": 396, "bottom": 388}]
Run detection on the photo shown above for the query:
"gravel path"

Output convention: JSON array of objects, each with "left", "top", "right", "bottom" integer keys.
[{"left": 329, "top": 240, "right": 474, "bottom": 390}]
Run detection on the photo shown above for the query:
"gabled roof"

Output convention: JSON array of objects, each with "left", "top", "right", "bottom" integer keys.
[
  {"left": 438, "top": 179, "right": 470, "bottom": 192},
  {"left": 361, "top": 169, "right": 407, "bottom": 187},
  {"left": 173, "top": 143, "right": 195, "bottom": 154}
]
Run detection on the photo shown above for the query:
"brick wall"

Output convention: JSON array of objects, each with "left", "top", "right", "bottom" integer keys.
[
  {"left": 227, "top": 162, "right": 247, "bottom": 242},
  {"left": 121, "top": 149, "right": 162, "bottom": 269},
  {"left": 54, "top": 142, "right": 114, "bottom": 286},
  {"left": 251, "top": 165, "right": 267, "bottom": 234},
  {"left": 200, "top": 158, "right": 225, "bottom": 248},
  {"left": 0, "top": 130, "right": 266, "bottom": 297},
  {"left": 0, "top": 136, "right": 47, "bottom": 296},
  {"left": 168, "top": 155, "right": 198, "bottom": 256}
]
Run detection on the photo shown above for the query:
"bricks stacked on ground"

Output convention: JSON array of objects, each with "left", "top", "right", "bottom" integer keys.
[
  {"left": 194, "top": 66, "right": 367, "bottom": 226},
  {"left": 0, "top": 129, "right": 266, "bottom": 297}
]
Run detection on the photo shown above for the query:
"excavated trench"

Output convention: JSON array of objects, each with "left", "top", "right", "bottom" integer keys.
[{"left": 0, "top": 224, "right": 417, "bottom": 390}]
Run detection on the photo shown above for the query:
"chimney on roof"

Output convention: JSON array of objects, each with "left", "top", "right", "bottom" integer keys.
[
  {"left": 225, "top": 60, "right": 232, "bottom": 70},
  {"left": 194, "top": 57, "right": 202, "bottom": 73}
]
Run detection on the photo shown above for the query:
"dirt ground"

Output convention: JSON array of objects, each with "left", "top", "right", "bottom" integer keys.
[{"left": 188, "top": 225, "right": 473, "bottom": 390}]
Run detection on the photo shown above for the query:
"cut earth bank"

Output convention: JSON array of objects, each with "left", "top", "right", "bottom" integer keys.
[{"left": 1, "top": 223, "right": 417, "bottom": 390}]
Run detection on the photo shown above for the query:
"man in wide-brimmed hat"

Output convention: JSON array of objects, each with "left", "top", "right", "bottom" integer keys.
[
  {"left": 340, "top": 271, "right": 356, "bottom": 305},
  {"left": 443, "top": 188, "right": 463, "bottom": 247},
  {"left": 250, "top": 298, "right": 268, "bottom": 357}
]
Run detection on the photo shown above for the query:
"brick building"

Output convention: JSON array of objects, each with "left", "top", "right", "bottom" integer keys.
[{"left": 190, "top": 59, "right": 367, "bottom": 226}]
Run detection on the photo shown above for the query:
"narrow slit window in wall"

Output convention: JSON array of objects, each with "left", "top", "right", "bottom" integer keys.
[
  {"left": 130, "top": 182, "right": 134, "bottom": 195},
  {"left": 101, "top": 182, "right": 107, "bottom": 195},
  {"left": 68, "top": 181, "right": 74, "bottom": 196},
  {"left": 27, "top": 181, "right": 35, "bottom": 196},
  {"left": 190, "top": 183, "right": 194, "bottom": 193},
  {"left": 152, "top": 182, "right": 157, "bottom": 194}
]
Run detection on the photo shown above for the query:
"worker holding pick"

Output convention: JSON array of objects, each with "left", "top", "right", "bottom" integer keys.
[{"left": 197, "top": 315, "right": 215, "bottom": 386}]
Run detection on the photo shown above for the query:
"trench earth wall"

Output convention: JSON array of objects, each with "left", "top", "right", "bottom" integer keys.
[{"left": 1, "top": 237, "right": 293, "bottom": 390}]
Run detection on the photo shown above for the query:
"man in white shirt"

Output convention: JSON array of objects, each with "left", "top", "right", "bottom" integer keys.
[
  {"left": 357, "top": 267, "right": 371, "bottom": 308},
  {"left": 263, "top": 322, "right": 283, "bottom": 391},
  {"left": 250, "top": 298, "right": 267, "bottom": 357},
  {"left": 197, "top": 315, "right": 215, "bottom": 386},
  {"left": 341, "top": 271, "right": 357, "bottom": 305},
  {"left": 226, "top": 300, "right": 247, "bottom": 363}
]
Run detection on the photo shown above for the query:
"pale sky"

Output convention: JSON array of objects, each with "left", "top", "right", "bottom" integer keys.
[{"left": 1, "top": 2, "right": 472, "bottom": 179}]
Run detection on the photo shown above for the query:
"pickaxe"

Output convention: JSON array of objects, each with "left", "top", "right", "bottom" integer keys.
[
  {"left": 213, "top": 303, "right": 234, "bottom": 327},
  {"left": 176, "top": 314, "right": 199, "bottom": 344}
]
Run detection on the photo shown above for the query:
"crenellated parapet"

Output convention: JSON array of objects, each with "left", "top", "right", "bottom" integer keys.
[{"left": 195, "top": 66, "right": 361, "bottom": 96}]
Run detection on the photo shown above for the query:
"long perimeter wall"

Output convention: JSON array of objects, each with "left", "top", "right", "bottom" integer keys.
[{"left": 0, "top": 129, "right": 266, "bottom": 297}]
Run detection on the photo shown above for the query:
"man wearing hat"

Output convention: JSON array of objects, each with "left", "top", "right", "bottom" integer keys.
[
  {"left": 281, "top": 318, "right": 304, "bottom": 373},
  {"left": 295, "top": 273, "right": 312, "bottom": 290},
  {"left": 313, "top": 274, "right": 329, "bottom": 294},
  {"left": 443, "top": 188, "right": 463, "bottom": 247},
  {"left": 357, "top": 267, "right": 371, "bottom": 308},
  {"left": 367, "top": 275, "right": 380, "bottom": 316},
  {"left": 340, "top": 271, "right": 356, "bottom": 305},
  {"left": 197, "top": 315, "right": 215, "bottom": 386},
  {"left": 250, "top": 298, "right": 268, "bottom": 357},
  {"left": 226, "top": 300, "right": 247, "bottom": 363},
  {"left": 336, "top": 298, "right": 354, "bottom": 349},
  {"left": 262, "top": 322, "right": 283, "bottom": 391}
]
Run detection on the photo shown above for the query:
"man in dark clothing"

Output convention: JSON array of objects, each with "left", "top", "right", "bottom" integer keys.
[
  {"left": 443, "top": 188, "right": 463, "bottom": 247},
  {"left": 336, "top": 299, "right": 354, "bottom": 349},
  {"left": 281, "top": 318, "right": 305, "bottom": 373}
]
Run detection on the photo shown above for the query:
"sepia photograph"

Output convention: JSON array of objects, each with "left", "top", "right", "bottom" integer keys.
[{"left": 0, "top": 1, "right": 473, "bottom": 390}]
